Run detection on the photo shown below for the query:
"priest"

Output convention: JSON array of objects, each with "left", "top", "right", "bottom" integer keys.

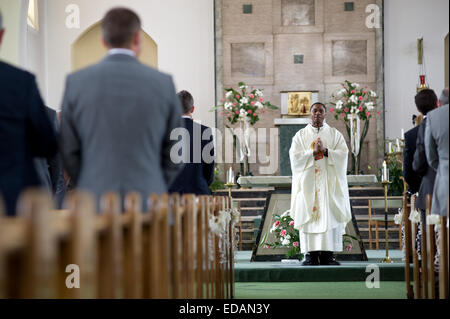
[{"left": 289, "top": 102, "right": 352, "bottom": 266}]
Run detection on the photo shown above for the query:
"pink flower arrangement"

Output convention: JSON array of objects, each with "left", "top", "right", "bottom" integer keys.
[
  {"left": 280, "top": 230, "right": 287, "bottom": 237},
  {"left": 293, "top": 242, "right": 299, "bottom": 247},
  {"left": 289, "top": 221, "right": 294, "bottom": 226}
]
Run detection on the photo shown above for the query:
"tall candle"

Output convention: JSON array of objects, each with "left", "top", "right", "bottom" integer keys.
[
  {"left": 388, "top": 143, "right": 392, "bottom": 154},
  {"left": 383, "top": 161, "right": 387, "bottom": 181},
  {"left": 227, "top": 167, "right": 234, "bottom": 184},
  {"left": 401, "top": 129, "right": 405, "bottom": 140},
  {"left": 396, "top": 138, "right": 401, "bottom": 152}
]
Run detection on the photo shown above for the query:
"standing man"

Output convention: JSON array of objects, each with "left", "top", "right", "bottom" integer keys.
[
  {"left": 289, "top": 103, "right": 352, "bottom": 266},
  {"left": 403, "top": 123, "right": 421, "bottom": 198},
  {"left": 412, "top": 89, "right": 438, "bottom": 219},
  {"left": 169, "top": 91, "right": 215, "bottom": 195},
  {"left": 425, "top": 98, "right": 449, "bottom": 217},
  {"left": 60, "top": 8, "right": 183, "bottom": 206},
  {"left": 0, "top": 11, "right": 58, "bottom": 216}
]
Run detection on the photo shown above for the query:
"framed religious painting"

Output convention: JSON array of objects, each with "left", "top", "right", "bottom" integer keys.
[{"left": 283, "top": 91, "right": 314, "bottom": 116}]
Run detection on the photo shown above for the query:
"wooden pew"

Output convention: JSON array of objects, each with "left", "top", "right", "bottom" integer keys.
[
  {"left": 438, "top": 198, "right": 449, "bottom": 299},
  {"left": 402, "top": 192, "right": 413, "bottom": 299},
  {"left": 122, "top": 192, "right": 143, "bottom": 298},
  {"left": 425, "top": 195, "right": 436, "bottom": 299},
  {"left": 410, "top": 195, "right": 422, "bottom": 299},
  {"left": 17, "top": 189, "right": 57, "bottom": 298},
  {"left": 0, "top": 190, "right": 235, "bottom": 299},
  {"left": 56, "top": 192, "right": 97, "bottom": 299}
]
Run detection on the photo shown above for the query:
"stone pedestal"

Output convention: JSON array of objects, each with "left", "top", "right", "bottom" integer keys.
[{"left": 274, "top": 118, "right": 311, "bottom": 176}]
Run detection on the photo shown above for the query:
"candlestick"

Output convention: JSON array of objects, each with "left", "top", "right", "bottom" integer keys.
[
  {"left": 381, "top": 180, "right": 393, "bottom": 263},
  {"left": 388, "top": 143, "right": 392, "bottom": 154},
  {"left": 225, "top": 167, "right": 236, "bottom": 199},
  {"left": 396, "top": 138, "right": 401, "bottom": 152},
  {"left": 382, "top": 161, "right": 388, "bottom": 182},
  {"left": 401, "top": 129, "right": 405, "bottom": 140}
]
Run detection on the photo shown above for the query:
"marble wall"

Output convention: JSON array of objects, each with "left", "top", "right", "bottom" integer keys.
[{"left": 219, "top": 0, "right": 380, "bottom": 176}]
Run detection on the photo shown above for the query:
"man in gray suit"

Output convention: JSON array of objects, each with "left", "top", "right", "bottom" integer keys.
[
  {"left": 60, "top": 8, "right": 183, "bottom": 207},
  {"left": 425, "top": 90, "right": 449, "bottom": 216}
]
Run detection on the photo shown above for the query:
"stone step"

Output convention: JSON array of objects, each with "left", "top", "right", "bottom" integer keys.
[
  {"left": 233, "top": 198, "right": 267, "bottom": 208},
  {"left": 348, "top": 187, "right": 385, "bottom": 196}
]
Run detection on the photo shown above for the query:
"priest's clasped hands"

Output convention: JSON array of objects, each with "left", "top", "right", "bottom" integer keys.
[{"left": 313, "top": 137, "right": 326, "bottom": 160}]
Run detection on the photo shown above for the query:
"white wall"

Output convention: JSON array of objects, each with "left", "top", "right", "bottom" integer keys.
[
  {"left": 0, "top": 0, "right": 27, "bottom": 66},
  {"left": 33, "top": 0, "right": 215, "bottom": 128},
  {"left": 385, "top": 0, "right": 449, "bottom": 139}
]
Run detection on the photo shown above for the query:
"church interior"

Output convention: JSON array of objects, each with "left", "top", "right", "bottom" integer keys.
[{"left": 0, "top": 0, "right": 449, "bottom": 303}]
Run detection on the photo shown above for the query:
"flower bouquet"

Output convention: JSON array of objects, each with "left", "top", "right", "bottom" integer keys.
[
  {"left": 212, "top": 82, "right": 278, "bottom": 126},
  {"left": 211, "top": 82, "right": 278, "bottom": 176},
  {"left": 329, "top": 81, "right": 380, "bottom": 174},
  {"left": 260, "top": 211, "right": 303, "bottom": 260},
  {"left": 261, "top": 211, "right": 360, "bottom": 260}
]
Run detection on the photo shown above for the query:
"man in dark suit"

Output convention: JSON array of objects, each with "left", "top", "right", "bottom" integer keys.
[
  {"left": 169, "top": 91, "right": 215, "bottom": 195},
  {"left": 403, "top": 125, "right": 421, "bottom": 197},
  {"left": 0, "top": 12, "right": 58, "bottom": 216},
  {"left": 412, "top": 89, "right": 438, "bottom": 217},
  {"left": 34, "top": 107, "right": 66, "bottom": 209},
  {"left": 60, "top": 8, "right": 183, "bottom": 207}
]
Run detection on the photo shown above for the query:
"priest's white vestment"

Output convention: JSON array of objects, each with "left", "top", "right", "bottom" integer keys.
[{"left": 289, "top": 123, "right": 352, "bottom": 253}]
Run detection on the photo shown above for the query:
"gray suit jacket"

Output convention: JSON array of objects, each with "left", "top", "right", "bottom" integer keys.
[
  {"left": 425, "top": 105, "right": 449, "bottom": 216},
  {"left": 60, "top": 54, "right": 184, "bottom": 206}
]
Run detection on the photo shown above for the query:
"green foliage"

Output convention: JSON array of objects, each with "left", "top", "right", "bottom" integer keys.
[{"left": 209, "top": 167, "right": 225, "bottom": 192}]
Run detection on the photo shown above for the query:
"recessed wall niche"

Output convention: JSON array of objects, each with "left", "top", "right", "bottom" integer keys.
[
  {"left": 223, "top": 35, "right": 274, "bottom": 85},
  {"left": 273, "top": 0, "right": 324, "bottom": 34},
  {"left": 324, "top": 33, "right": 375, "bottom": 84},
  {"left": 281, "top": 0, "right": 315, "bottom": 26},
  {"left": 332, "top": 40, "right": 367, "bottom": 76},
  {"left": 231, "top": 43, "right": 265, "bottom": 77}
]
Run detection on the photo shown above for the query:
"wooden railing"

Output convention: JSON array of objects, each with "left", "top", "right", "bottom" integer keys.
[
  {"left": 402, "top": 193, "right": 449, "bottom": 299},
  {"left": 0, "top": 189, "right": 237, "bottom": 299}
]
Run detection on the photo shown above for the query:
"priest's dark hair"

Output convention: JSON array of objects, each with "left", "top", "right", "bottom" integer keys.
[
  {"left": 415, "top": 89, "right": 437, "bottom": 115},
  {"left": 101, "top": 7, "right": 141, "bottom": 48},
  {"left": 310, "top": 102, "right": 327, "bottom": 111},
  {"left": 178, "top": 90, "right": 194, "bottom": 114}
]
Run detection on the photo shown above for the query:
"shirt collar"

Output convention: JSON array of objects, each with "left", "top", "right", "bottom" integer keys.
[
  {"left": 107, "top": 48, "right": 136, "bottom": 57},
  {"left": 309, "top": 122, "right": 328, "bottom": 132},
  {"left": 182, "top": 115, "right": 192, "bottom": 119}
]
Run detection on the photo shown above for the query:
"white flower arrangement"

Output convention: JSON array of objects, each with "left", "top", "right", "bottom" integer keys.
[
  {"left": 394, "top": 208, "right": 403, "bottom": 225},
  {"left": 213, "top": 81, "right": 278, "bottom": 126},
  {"left": 329, "top": 81, "right": 379, "bottom": 121},
  {"left": 230, "top": 207, "right": 240, "bottom": 225},
  {"left": 209, "top": 208, "right": 240, "bottom": 236},
  {"left": 409, "top": 209, "right": 421, "bottom": 224},
  {"left": 426, "top": 214, "right": 441, "bottom": 225}
]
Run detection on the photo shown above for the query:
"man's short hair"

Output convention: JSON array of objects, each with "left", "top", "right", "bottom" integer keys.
[
  {"left": 0, "top": 10, "right": 3, "bottom": 30},
  {"left": 415, "top": 89, "right": 437, "bottom": 115},
  {"left": 101, "top": 8, "right": 141, "bottom": 48},
  {"left": 178, "top": 91, "right": 194, "bottom": 114},
  {"left": 310, "top": 102, "right": 327, "bottom": 111}
]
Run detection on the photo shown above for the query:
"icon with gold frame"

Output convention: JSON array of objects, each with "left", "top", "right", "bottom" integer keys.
[{"left": 287, "top": 92, "right": 312, "bottom": 116}]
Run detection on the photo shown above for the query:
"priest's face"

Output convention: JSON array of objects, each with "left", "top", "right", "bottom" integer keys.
[{"left": 311, "top": 104, "right": 326, "bottom": 127}]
